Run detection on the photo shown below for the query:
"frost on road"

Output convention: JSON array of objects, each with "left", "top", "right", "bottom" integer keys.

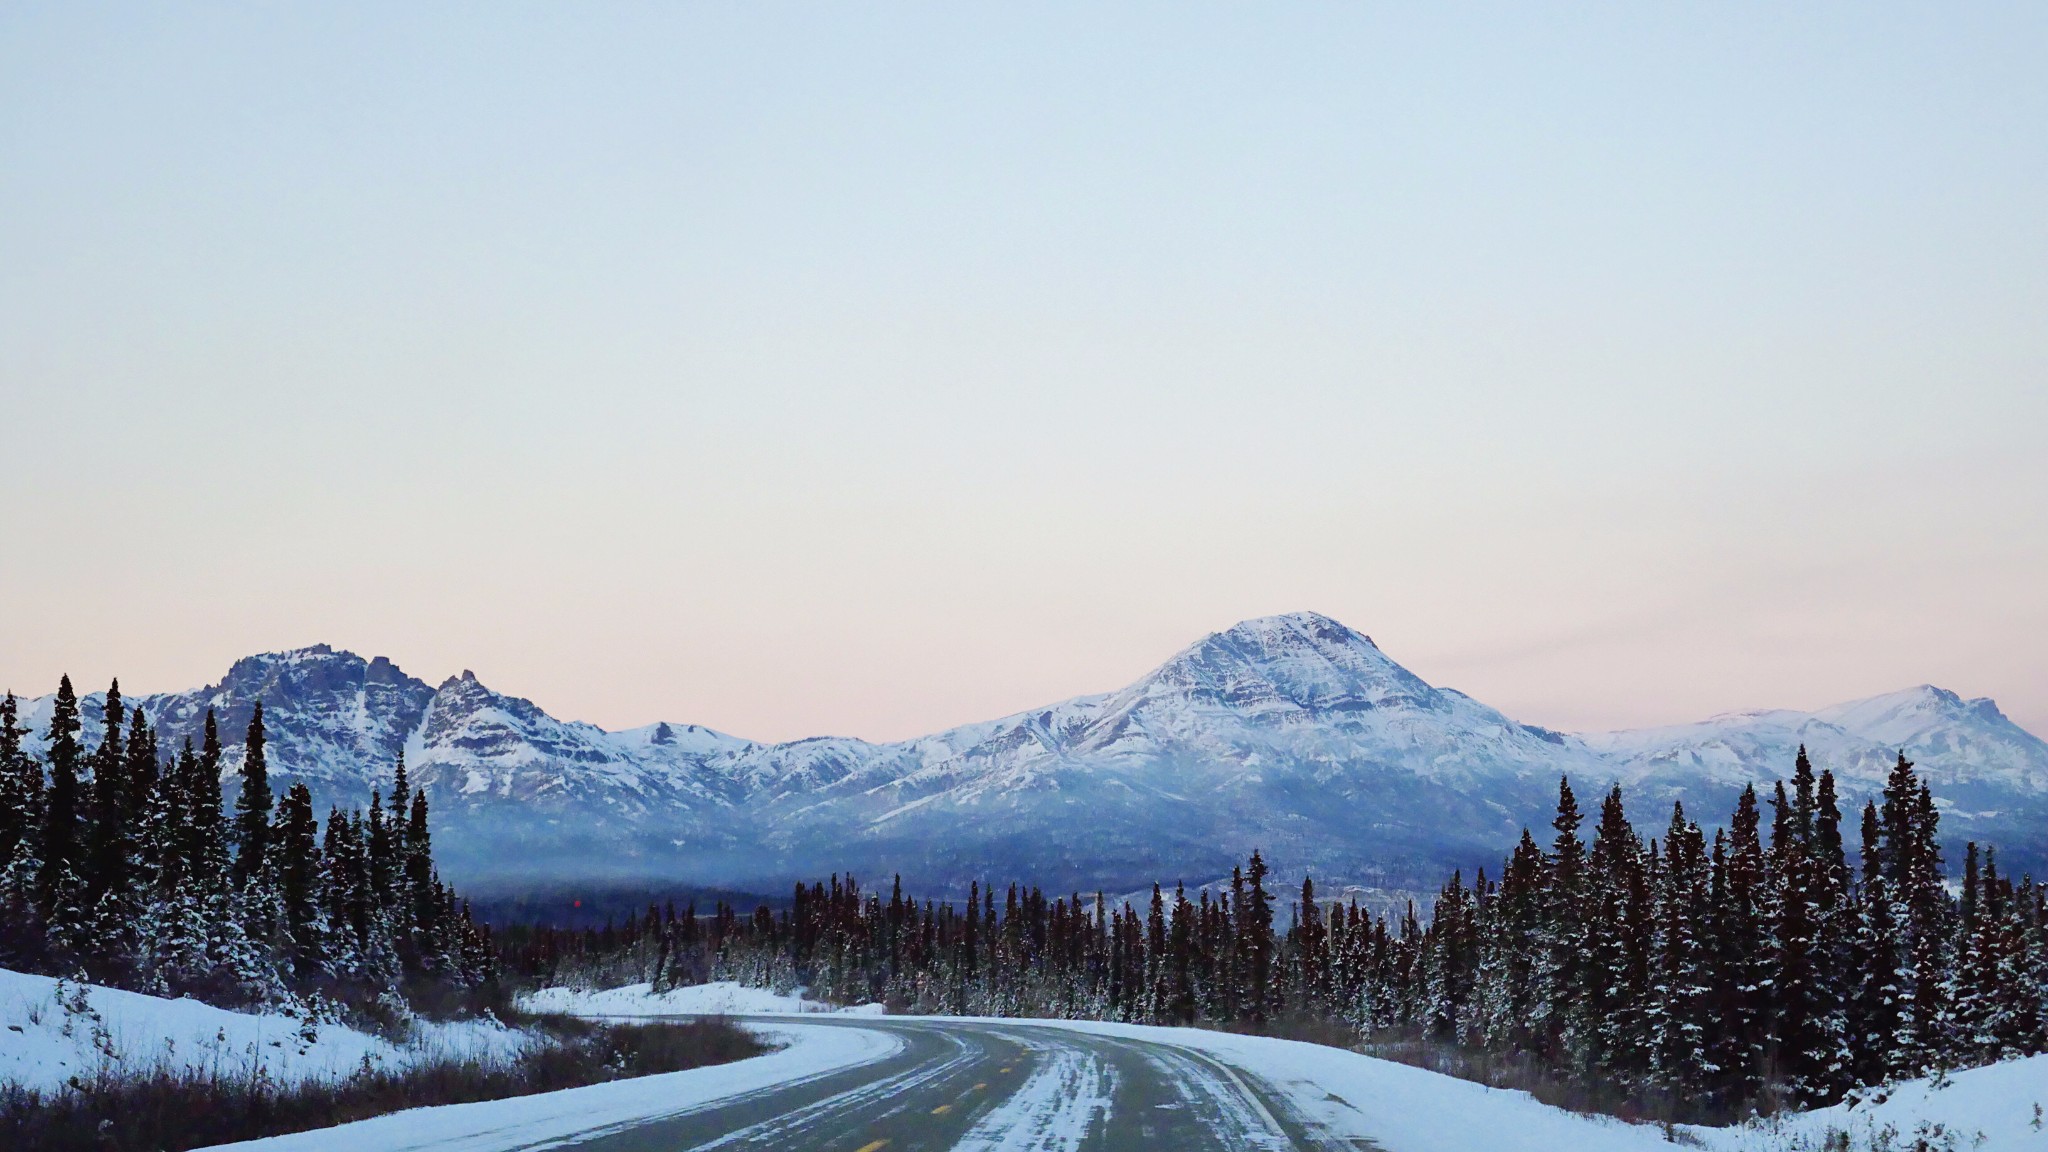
[{"left": 951, "top": 1037, "right": 1118, "bottom": 1151}]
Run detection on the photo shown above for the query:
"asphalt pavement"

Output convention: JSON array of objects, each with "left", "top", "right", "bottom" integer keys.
[{"left": 561, "top": 1016, "right": 1374, "bottom": 1152}]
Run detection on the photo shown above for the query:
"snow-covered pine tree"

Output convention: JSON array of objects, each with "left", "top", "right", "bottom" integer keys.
[
  {"left": 1145, "top": 882, "right": 1167, "bottom": 1020},
  {"left": 1425, "top": 870, "right": 1477, "bottom": 1043},
  {"left": 1649, "top": 803, "right": 1714, "bottom": 1096},
  {"left": 1587, "top": 785, "right": 1648, "bottom": 1082},
  {"left": 1167, "top": 882, "right": 1196, "bottom": 1024},
  {"left": 1771, "top": 748, "right": 1837, "bottom": 1105},
  {"left": 83, "top": 684, "right": 146, "bottom": 984},
  {"left": 1241, "top": 849, "right": 1276, "bottom": 1025},
  {"left": 0, "top": 692, "right": 44, "bottom": 965},
  {"left": 1712, "top": 783, "right": 1769, "bottom": 1107},
  {"left": 37, "top": 675, "right": 85, "bottom": 961},
  {"left": 229, "top": 701, "right": 272, "bottom": 892},
  {"left": 1541, "top": 777, "right": 1593, "bottom": 1068},
  {"left": 274, "top": 781, "right": 325, "bottom": 983},
  {"left": 1804, "top": 769, "right": 1855, "bottom": 1100}
]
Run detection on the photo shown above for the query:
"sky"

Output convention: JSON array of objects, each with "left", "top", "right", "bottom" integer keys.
[{"left": 1, "top": 3, "right": 2044, "bottom": 742}]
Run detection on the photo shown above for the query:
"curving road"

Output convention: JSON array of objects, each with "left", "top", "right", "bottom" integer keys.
[{"left": 563, "top": 1016, "right": 1374, "bottom": 1152}]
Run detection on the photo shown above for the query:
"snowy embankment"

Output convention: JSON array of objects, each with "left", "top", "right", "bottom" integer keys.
[
  {"left": 200, "top": 1022, "right": 901, "bottom": 1152},
  {"left": 1016, "top": 1020, "right": 2048, "bottom": 1152},
  {"left": 1687, "top": 1055, "right": 2048, "bottom": 1152},
  {"left": 518, "top": 980, "right": 885, "bottom": 1017},
  {"left": 0, "top": 967, "right": 528, "bottom": 1093}
]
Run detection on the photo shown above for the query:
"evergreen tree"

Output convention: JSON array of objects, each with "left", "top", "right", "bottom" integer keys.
[
  {"left": 1241, "top": 849, "right": 1275, "bottom": 1025},
  {"left": 1650, "top": 803, "right": 1713, "bottom": 1094},
  {"left": 274, "top": 781, "right": 324, "bottom": 982},
  {"left": 229, "top": 702, "right": 273, "bottom": 892},
  {"left": 186, "top": 716, "right": 230, "bottom": 886},
  {"left": 1167, "top": 882, "right": 1196, "bottom": 1024},
  {"left": 0, "top": 692, "right": 44, "bottom": 962},
  {"left": 36, "top": 675, "right": 85, "bottom": 953},
  {"left": 1543, "top": 776, "right": 1592, "bottom": 1065},
  {"left": 124, "top": 704, "right": 160, "bottom": 868},
  {"left": 405, "top": 787, "right": 436, "bottom": 949},
  {"left": 83, "top": 684, "right": 144, "bottom": 982},
  {"left": 83, "top": 682, "right": 127, "bottom": 898},
  {"left": 1588, "top": 786, "right": 1650, "bottom": 1081},
  {"left": 1713, "top": 784, "right": 1769, "bottom": 1106}
]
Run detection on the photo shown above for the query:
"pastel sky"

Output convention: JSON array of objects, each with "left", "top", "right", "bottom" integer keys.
[{"left": 2, "top": 4, "right": 2044, "bottom": 742}]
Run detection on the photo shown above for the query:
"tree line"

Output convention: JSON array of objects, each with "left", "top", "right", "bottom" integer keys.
[
  {"left": 505, "top": 750, "right": 2047, "bottom": 1122},
  {"left": 0, "top": 677, "right": 496, "bottom": 1019}
]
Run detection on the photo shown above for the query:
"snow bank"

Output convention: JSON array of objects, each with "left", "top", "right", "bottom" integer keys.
[
  {"left": 518, "top": 980, "right": 885, "bottom": 1017},
  {"left": 1690, "top": 1054, "right": 2048, "bottom": 1152},
  {"left": 0, "top": 967, "right": 528, "bottom": 1094},
  {"left": 1007, "top": 1018, "right": 2047, "bottom": 1152},
  {"left": 203, "top": 1021, "right": 903, "bottom": 1152},
  {"left": 989, "top": 1018, "right": 1678, "bottom": 1152}
]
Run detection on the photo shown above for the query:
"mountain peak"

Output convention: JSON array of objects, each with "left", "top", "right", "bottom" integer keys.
[
  {"left": 1220, "top": 611, "right": 1376, "bottom": 650},
  {"left": 1118, "top": 610, "right": 1448, "bottom": 729}
]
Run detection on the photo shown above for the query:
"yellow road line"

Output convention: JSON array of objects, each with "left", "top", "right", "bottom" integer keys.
[
  {"left": 931, "top": 1103, "right": 953, "bottom": 1115},
  {"left": 853, "top": 1141, "right": 890, "bottom": 1152}
]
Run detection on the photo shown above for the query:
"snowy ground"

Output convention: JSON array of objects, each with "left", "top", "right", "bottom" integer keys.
[
  {"left": 0, "top": 966, "right": 530, "bottom": 1093},
  {"left": 518, "top": 980, "right": 885, "bottom": 1017},
  {"left": 200, "top": 1022, "right": 902, "bottom": 1151},
  {"left": 1688, "top": 1054, "right": 2048, "bottom": 1151}
]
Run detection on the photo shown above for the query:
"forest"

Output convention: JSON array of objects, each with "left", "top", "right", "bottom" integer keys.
[
  {"left": 504, "top": 751, "right": 2048, "bottom": 1123},
  {"left": 0, "top": 678, "right": 497, "bottom": 1023}
]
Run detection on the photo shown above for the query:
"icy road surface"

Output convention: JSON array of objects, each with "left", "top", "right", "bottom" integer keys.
[
  {"left": 234, "top": 1013, "right": 1984, "bottom": 1152},
  {"left": 557, "top": 1017, "right": 1337, "bottom": 1152}
]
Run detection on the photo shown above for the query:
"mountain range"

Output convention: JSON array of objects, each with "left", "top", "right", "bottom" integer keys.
[{"left": 16, "top": 612, "right": 2048, "bottom": 895}]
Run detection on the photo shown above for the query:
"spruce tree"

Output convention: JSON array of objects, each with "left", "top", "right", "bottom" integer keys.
[
  {"left": 1714, "top": 784, "right": 1769, "bottom": 1106},
  {"left": 1650, "top": 803, "right": 1713, "bottom": 1094},
  {"left": 37, "top": 676, "right": 84, "bottom": 941},
  {"left": 81, "top": 681, "right": 127, "bottom": 890},
  {"left": 1544, "top": 776, "right": 1591, "bottom": 1065},
  {"left": 187, "top": 718, "right": 230, "bottom": 885},
  {"left": 0, "top": 692, "right": 44, "bottom": 962},
  {"left": 0, "top": 693, "right": 39, "bottom": 878},
  {"left": 404, "top": 787, "right": 440, "bottom": 972},
  {"left": 1242, "top": 849, "right": 1275, "bottom": 1025},
  {"left": 230, "top": 701, "right": 272, "bottom": 890},
  {"left": 1168, "top": 882, "right": 1196, "bottom": 1024},
  {"left": 1805, "top": 770, "right": 1854, "bottom": 1099},
  {"left": 83, "top": 684, "right": 147, "bottom": 983},
  {"left": 274, "top": 781, "right": 323, "bottom": 982},
  {"left": 1145, "top": 882, "right": 1167, "bottom": 1020},
  {"left": 1588, "top": 786, "right": 1652, "bottom": 1081}
]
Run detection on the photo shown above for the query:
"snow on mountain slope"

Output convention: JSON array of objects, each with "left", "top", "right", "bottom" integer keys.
[
  {"left": 1818, "top": 685, "right": 2048, "bottom": 791},
  {"left": 9, "top": 612, "right": 2045, "bottom": 892},
  {"left": 17, "top": 646, "right": 435, "bottom": 800},
  {"left": 1587, "top": 682, "right": 2048, "bottom": 877},
  {"left": 760, "top": 614, "right": 1614, "bottom": 893},
  {"left": 1589, "top": 685, "right": 2048, "bottom": 795},
  {"left": 407, "top": 671, "right": 735, "bottom": 811}
]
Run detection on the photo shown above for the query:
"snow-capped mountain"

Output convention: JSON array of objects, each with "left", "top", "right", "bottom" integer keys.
[
  {"left": 13, "top": 613, "right": 2046, "bottom": 893},
  {"left": 1584, "top": 683, "right": 2048, "bottom": 877}
]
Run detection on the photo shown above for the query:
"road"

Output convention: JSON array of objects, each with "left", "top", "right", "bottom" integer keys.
[{"left": 562, "top": 1016, "right": 1375, "bottom": 1152}]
